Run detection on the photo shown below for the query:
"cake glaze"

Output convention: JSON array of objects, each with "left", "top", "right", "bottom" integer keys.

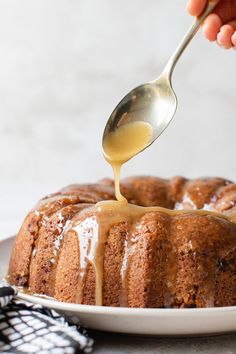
[{"left": 8, "top": 176, "right": 236, "bottom": 308}]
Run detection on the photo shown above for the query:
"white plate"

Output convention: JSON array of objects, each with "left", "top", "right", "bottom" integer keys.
[{"left": 1, "top": 235, "right": 236, "bottom": 336}]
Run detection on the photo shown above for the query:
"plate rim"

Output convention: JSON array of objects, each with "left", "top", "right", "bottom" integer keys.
[{"left": 16, "top": 292, "right": 236, "bottom": 316}]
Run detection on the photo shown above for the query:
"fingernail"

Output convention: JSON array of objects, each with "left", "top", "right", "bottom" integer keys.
[
  {"left": 217, "top": 31, "right": 224, "bottom": 46},
  {"left": 231, "top": 31, "right": 236, "bottom": 47},
  {"left": 216, "top": 37, "right": 227, "bottom": 49}
]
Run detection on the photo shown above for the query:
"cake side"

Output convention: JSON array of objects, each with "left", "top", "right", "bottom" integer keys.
[{"left": 8, "top": 176, "right": 236, "bottom": 307}]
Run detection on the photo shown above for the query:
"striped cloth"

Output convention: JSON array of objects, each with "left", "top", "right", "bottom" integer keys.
[{"left": 0, "top": 280, "right": 93, "bottom": 354}]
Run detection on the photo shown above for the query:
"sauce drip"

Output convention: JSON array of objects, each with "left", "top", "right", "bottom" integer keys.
[
  {"left": 103, "top": 121, "right": 153, "bottom": 201},
  {"left": 76, "top": 200, "right": 236, "bottom": 306}
]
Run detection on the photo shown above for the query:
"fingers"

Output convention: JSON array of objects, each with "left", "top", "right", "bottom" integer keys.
[
  {"left": 203, "top": 14, "right": 222, "bottom": 41},
  {"left": 213, "top": 0, "right": 236, "bottom": 25},
  {"left": 201, "top": 12, "right": 236, "bottom": 49},
  {"left": 187, "top": 0, "right": 207, "bottom": 16},
  {"left": 217, "top": 23, "right": 235, "bottom": 48},
  {"left": 187, "top": 0, "right": 236, "bottom": 49}
]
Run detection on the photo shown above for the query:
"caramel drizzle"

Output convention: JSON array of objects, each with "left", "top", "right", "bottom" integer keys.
[
  {"left": 74, "top": 200, "right": 236, "bottom": 306},
  {"left": 103, "top": 121, "right": 153, "bottom": 202}
]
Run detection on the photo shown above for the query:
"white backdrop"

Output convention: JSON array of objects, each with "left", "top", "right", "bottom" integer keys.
[{"left": 0, "top": 0, "right": 235, "bottom": 236}]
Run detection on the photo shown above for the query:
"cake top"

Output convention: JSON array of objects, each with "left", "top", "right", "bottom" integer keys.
[{"left": 41, "top": 175, "right": 236, "bottom": 213}]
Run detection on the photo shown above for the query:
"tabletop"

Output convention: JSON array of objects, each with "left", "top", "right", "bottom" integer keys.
[{"left": 91, "top": 330, "right": 236, "bottom": 354}]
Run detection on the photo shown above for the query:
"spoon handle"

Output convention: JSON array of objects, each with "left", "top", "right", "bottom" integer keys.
[{"left": 162, "top": 0, "right": 220, "bottom": 80}]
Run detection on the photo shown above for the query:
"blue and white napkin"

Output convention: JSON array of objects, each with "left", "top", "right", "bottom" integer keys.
[{"left": 0, "top": 280, "right": 93, "bottom": 354}]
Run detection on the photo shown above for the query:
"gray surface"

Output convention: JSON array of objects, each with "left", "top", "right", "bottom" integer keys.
[{"left": 91, "top": 331, "right": 236, "bottom": 354}]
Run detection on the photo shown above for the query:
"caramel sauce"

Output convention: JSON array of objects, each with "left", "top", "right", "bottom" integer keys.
[{"left": 103, "top": 121, "right": 153, "bottom": 201}]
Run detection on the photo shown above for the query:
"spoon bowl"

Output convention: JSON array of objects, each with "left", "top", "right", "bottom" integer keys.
[{"left": 103, "top": 75, "right": 177, "bottom": 149}]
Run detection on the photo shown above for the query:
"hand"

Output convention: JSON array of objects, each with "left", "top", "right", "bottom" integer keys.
[{"left": 187, "top": 0, "right": 236, "bottom": 49}]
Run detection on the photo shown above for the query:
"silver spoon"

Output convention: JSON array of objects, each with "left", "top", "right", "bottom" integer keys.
[{"left": 103, "top": 0, "right": 219, "bottom": 152}]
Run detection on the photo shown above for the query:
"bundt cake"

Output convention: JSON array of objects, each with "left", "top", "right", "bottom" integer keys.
[{"left": 8, "top": 176, "right": 236, "bottom": 308}]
